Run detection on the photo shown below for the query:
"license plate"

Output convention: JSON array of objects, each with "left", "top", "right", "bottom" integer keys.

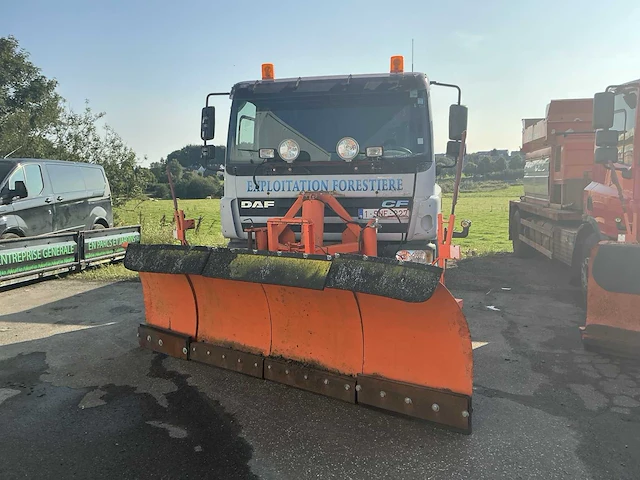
[{"left": 358, "top": 208, "right": 410, "bottom": 220}]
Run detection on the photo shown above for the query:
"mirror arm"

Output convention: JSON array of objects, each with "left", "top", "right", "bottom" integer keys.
[
  {"left": 430, "top": 81, "right": 462, "bottom": 104},
  {"left": 206, "top": 92, "right": 231, "bottom": 107}
]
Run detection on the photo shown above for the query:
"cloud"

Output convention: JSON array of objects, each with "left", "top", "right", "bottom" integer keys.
[{"left": 454, "top": 31, "right": 484, "bottom": 50}]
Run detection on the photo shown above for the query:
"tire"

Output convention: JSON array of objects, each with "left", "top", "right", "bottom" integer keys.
[
  {"left": 91, "top": 223, "right": 106, "bottom": 230},
  {"left": 0, "top": 232, "right": 21, "bottom": 240},
  {"left": 511, "top": 210, "right": 535, "bottom": 258},
  {"left": 579, "top": 232, "right": 600, "bottom": 305}
]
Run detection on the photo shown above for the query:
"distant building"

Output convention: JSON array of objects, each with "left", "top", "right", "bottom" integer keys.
[
  {"left": 474, "top": 149, "right": 510, "bottom": 157},
  {"left": 188, "top": 165, "right": 207, "bottom": 176}
]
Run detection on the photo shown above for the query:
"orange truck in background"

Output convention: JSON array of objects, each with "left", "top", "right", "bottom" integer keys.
[{"left": 509, "top": 80, "right": 639, "bottom": 300}]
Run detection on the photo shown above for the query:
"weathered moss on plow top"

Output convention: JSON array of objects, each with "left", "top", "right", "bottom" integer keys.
[
  {"left": 124, "top": 243, "right": 211, "bottom": 275},
  {"left": 125, "top": 245, "right": 443, "bottom": 301},
  {"left": 202, "top": 249, "right": 331, "bottom": 290},
  {"left": 326, "top": 255, "right": 442, "bottom": 302}
]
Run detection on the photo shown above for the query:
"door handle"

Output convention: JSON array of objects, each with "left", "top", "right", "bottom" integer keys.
[
  {"left": 45, "top": 197, "right": 52, "bottom": 203},
  {"left": 56, "top": 196, "right": 63, "bottom": 201}
]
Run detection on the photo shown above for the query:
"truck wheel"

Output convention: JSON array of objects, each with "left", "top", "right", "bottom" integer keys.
[
  {"left": 579, "top": 232, "right": 599, "bottom": 303},
  {"left": 511, "top": 211, "right": 535, "bottom": 258},
  {"left": 0, "top": 232, "right": 21, "bottom": 240},
  {"left": 92, "top": 223, "right": 106, "bottom": 230}
]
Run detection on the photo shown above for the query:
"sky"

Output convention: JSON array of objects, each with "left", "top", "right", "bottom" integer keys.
[{"left": 2, "top": 0, "right": 640, "bottom": 166}]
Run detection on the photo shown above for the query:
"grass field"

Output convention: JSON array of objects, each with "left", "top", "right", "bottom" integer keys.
[
  {"left": 78, "top": 184, "right": 523, "bottom": 280},
  {"left": 442, "top": 184, "right": 522, "bottom": 255}
]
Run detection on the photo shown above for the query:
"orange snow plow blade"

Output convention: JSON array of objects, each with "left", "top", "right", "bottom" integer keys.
[
  {"left": 582, "top": 242, "right": 640, "bottom": 358},
  {"left": 125, "top": 244, "right": 473, "bottom": 433}
]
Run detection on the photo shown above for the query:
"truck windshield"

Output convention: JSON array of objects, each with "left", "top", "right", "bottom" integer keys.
[
  {"left": 229, "top": 91, "right": 428, "bottom": 164},
  {"left": 613, "top": 88, "right": 637, "bottom": 166}
]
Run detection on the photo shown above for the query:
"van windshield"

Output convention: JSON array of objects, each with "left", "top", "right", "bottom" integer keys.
[{"left": 229, "top": 91, "right": 429, "bottom": 164}]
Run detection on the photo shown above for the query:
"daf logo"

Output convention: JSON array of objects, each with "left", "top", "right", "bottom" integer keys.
[
  {"left": 241, "top": 200, "right": 276, "bottom": 209},
  {"left": 381, "top": 200, "right": 409, "bottom": 208}
]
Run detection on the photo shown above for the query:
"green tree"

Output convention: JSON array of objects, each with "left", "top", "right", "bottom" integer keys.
[
  {"left": 477, "top": 156, "right": 493, "bottom": 175},
  {"left": 509, "top": 153, "right": 525, "bottom": 170},
  {"left": 463, "top": 161, "right": 477, "bottom": 175},
  {"left": 149, "top": 160, "right": 167, "bottom": 183},
  {"left": 167, "top": 159, "right": 183, "bottom": 181},
  {"left": 175, "top": 175, "right": 222, "bottom": 199},
  {"left": 162, "top": 144, "right": 226, "bottom": 173},
  {"left": 167, "top": 144, "right": 203, "bottom": 168},
  {"left": 147, "top": 183, "right": 171, "bottom": 199},
  {"left": 493, "top": 155, "right": 508, "bottom": 171},
  {"left": 1, "top": 36, "right": 150, "bottom": 204},
  {"left": 0, "top": 35, "right": 62, "bottom": 158},
  {"left": 53, "top": 102, "right": 152, "bottom": 204}
]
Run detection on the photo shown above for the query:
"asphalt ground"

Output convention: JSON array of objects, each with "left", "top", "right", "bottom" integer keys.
[{"left": 1, "top": 253, "right": 638, "bottom": 479}]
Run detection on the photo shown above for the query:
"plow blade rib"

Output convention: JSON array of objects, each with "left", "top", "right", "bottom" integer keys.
[
  {"left": 125, "top": 245, "right": 473, "bottom": 432},
  {"left": 190, "top": 276, "right": 271, "bottom": 355},
  {"left": 583, "top": 242, "right": 640, "bottom": 358},
  {"left": 263, "top": 285, "right": 364, "bottom": 374},
  {"left": 139, "top": 272, "right": 198, "bottom": 337},
  {"left": 357, "top": 283, "right": 473, "bottom": 396}
]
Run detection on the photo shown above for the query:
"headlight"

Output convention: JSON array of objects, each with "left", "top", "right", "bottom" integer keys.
[
  {"left": 366, "top": 146, "right": 383, "bottom": 158},
  {"left": 278, "top": 139, "right": 300, "bottom": 163},
  {"left": 336, "top": 137, "right": 359, "bottom": 162},
  {"left": 259, "top": 148, "right": 275, "bottom": 159},
  {"left": 395, "top": 249, "right": 434, "bottom": 265}
]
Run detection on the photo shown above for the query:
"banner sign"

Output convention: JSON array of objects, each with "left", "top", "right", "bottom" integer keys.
[
  {"left": 0, "top": 225, "right": 141, "bottom": 284},
  {"left": 0, "top": 236, "right": 77, "bottom": 277},
  {"left": 83, "top": 228, "right": 141, "bottom": 259}
]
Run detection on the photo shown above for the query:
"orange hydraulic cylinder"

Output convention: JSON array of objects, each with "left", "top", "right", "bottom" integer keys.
[
  {"left": 302, "top": 199, "right": 325, "bottom": 249},
  {"left": 361, "top": 226, "right": 377, "bottom": 256},
  {"left": 255, "top": 229, "right": 268, "bottom": 250}
]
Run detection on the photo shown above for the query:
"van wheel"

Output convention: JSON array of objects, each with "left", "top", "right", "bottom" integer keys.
[
  {"left": 92, "top": 224, "right": 106, "bottom": 230},
  {"left": 0, "top": 232, "right": 21, "bottom": 240},
  {"left": 511, "top": 211, "right": 535, "bottom": 258}
]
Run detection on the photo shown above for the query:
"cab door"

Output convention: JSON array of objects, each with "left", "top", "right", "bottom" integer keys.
[
  {"left": 1, "top": 163, "right": 54, "bottom": 236},
  {"left": 44, "top": 163, "right": 89, "bottom": 232}
]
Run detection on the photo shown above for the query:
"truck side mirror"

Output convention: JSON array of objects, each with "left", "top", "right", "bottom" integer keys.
[
  {"left": 593, "top": 92, "right": 614, "bottom": 130},
  {"left": 594, "top": 146, "right": 618, "bottom": 164},
  {"left": 201, "top": 106, "right": 215, "bottom": 141},
  {"left": 595, "top": 129, "right": 620, "bottom": 147},
  {"left": 449, "top": 104, "right": 468, "bottom": 141},
  {"left": 201, "top": 145, "right": 216, "bottom": 164},
  {"left": 446, "top": 140, "right": 461, "bottom": 159}
]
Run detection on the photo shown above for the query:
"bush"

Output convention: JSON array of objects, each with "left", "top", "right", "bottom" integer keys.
[
  {"left": 175, "top": 175, "right": 223, "bottom": 199},
  {"left": 147, "top": 183, "right": 171, "bottom": 199}
]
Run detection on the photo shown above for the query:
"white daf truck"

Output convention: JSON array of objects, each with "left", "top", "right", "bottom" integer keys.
[{"left": 200, "top": 57, "right": 468, "bottom": 260}]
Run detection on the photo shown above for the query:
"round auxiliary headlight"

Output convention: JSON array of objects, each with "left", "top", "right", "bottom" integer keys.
[
  {"left": 336, "top": 137, "right": 359, "bottom": 162},
  {"left": 278, "top": 139, "right": 300, "bottom": 163}
]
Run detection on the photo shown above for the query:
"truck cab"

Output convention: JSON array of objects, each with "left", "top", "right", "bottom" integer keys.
[
  {"left": 585, "top": 81, "right": 639, "bottom": 243},
  {"left": 201, "top": 59, "right": 467, "bottom": 261}
]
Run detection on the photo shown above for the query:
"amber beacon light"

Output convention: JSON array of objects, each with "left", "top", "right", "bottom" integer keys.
[
  {"left": 262, "top": 63, "right": 275, "bottom": 80},
  {"left": 390, "top": 55, "right": 404, "bottom": 73}
]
